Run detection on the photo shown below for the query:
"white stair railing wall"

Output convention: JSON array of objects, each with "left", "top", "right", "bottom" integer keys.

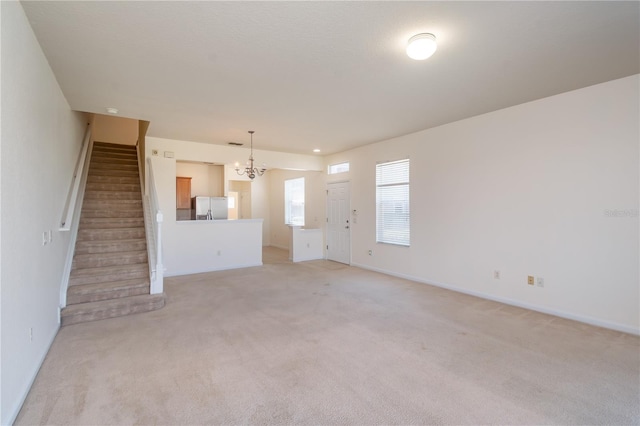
[
  {"left": 142, "top": 156, "right": 164, "bottom": 294},
  {"left": 59, "top": 126, "right": 93, "bottom": 310}
]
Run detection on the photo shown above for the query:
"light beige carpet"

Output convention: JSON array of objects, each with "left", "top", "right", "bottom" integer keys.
[{"left": 16, "top": 248, "right": 640, "bottom": 425}]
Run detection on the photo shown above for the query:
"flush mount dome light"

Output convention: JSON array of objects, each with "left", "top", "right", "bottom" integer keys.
[
  {"left": 406, "top": 33, "right": 437, "bottom": 60},
  {"left": 105, "top": 107, "right": 119, "bottom": 114}
]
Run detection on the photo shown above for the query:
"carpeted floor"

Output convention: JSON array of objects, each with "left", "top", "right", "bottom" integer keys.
[{"left": 16, "top": 247, "right": 640, "bottom": 425}]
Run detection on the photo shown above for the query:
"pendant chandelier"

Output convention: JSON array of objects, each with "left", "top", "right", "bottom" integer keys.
[{"left": 235, "top": 130, "right": 266, "bottom": 180}]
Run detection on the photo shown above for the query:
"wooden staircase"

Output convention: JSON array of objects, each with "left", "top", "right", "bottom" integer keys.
[{"left": 61, "top": 142, "right": 164, "bottom": 326}]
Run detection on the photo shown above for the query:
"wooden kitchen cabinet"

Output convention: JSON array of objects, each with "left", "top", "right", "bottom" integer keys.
[{"left": 176, "top": 177, "right": 192, "bottom": 209}]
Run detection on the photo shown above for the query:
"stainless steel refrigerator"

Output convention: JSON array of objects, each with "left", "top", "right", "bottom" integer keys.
[{"left": 191, "top": 196, "right": 228, "bottom": 220}]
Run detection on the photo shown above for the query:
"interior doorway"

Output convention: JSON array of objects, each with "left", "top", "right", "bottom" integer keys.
[{"left": 229, "top": 180, "right": 251, "bottom": 219}]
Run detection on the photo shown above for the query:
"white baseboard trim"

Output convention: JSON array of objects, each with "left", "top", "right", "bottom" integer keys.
[
  {"left": 351, "top": 262, "right": 640, "bottom": 336},
  {"left": 5, "top": 324, "right": 60, "bottom": 426},
  {"left": 165, "top": 262, "right": 263, "bottom": 278}
]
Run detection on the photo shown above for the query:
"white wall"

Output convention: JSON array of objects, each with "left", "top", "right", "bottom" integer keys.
[
  {"left": 208, "top": 164, "right": 224, "bottom": 197},
  {"left": 268, "top": 169, "right": 325, "bottom": 250},
  {"left": 325, "top": 75, "right": 639, "bottom": 334},
  {"left": 1, "top": 2, "right": 87, "bottom": 423},
  {"left": 91, "top": 114, "right": 138, "bottom": 145},
  {"left": 147, "top": 136, "right": 323, "bottom": 172},
  {"left": 246, "top": 173, "right": 270, "bottom": 245},
  {"left": 146, "top": 137, "right": 322, "bottom": 274}
]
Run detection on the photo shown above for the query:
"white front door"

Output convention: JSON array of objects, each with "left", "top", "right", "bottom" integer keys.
[{"left": 327, "top": 182, "right": 350, "bottom": 264}]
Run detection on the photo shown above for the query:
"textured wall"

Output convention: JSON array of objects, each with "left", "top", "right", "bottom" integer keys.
[
  {"left": 1, "top": 3, "right": 87, "bottom": 423},
  {"left": 325, "top": 75, "right": 639, "bottom": 333}
]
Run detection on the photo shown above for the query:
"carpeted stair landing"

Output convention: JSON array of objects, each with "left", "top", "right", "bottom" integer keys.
[{"left": 61, "top": 142, "right": 164, "bottom": 326}]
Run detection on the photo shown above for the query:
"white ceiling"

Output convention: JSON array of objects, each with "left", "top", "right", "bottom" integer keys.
[{"left": 21, "top": 1, "right": 639, "bottom": 155}]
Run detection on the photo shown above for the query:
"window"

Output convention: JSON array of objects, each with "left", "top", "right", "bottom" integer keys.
[
  {"left": 285, "top": 177, "right": 305, "bottom": 226},
  {"left": 328, "top": 162, "right": 350, "bottom": 174},
  {"left": 376, "top": 159, "right": 410, "bottom": 246}
]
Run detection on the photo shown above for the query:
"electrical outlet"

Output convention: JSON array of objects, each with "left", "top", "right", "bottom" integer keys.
[
  {"left": 528, "top": 275, "right": 535, "bottom": 285},
  {"left": 536, "top": 277, "right": 544, "bottom": 287},
  {"left": 29, "top": 327, "right": 33, "bottom": 342},
  {"left": 494, "top": 270, "right": 500, "bottom": 279},
  {"left": 368, "top": 250, "right": 372, "bottom": 256},
  {"left": 48, "top": 230, "right": 53, "bottom": 243},
  {"left": 42, "top": 232, "right": 48, "bottom": 246}
]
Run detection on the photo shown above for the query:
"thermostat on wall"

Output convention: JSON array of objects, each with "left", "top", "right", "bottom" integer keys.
[{"left": 164, "top": 151, "right": 175, "bottom": 158}]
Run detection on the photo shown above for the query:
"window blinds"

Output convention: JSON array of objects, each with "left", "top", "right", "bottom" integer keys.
[{"left": 376, "top": 159, "right": 410, "bottom": 246}]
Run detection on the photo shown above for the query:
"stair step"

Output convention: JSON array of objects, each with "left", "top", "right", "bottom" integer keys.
[
  {"left": 93, "top": 142, "right": 137, "bottom": 151},
  {"left": 89, "top": 168, "right": 139, "bottom": 177},
  {"left": 75, "top": 238, "right": 147, "bottom": 255},
  {"left": 87, "top": 175, "right": 140, "bottom": 185},
  {"left": 91, "top": 157, "right": 139, "bottom": 166},
  {"left": 70, "top": 263, "right": 149, "bottom": 286},
  {"left": 90, "top": 162, "right": 139, "bottom": 171},
  {"left": 77, "top": 227, "right": 146, "bottom": 241},
  {"left": 87, "top": 168, "right": 140, "bottom": 176},
  {"left": 67, "top": 278, "right": 150, "bottom": 305},
  {"left": 84, "top": 190, "right": 141, "bottom": 201},
  {"left": 91, "top": 150, "right": 138, "bottom": 159},
  {"left": 89, "top": 153, "right": 138, "bottom": 163},
  {"left": 80, "top": 217, "right": 145, "bottom": 229},
  {"left": 73, "top": 250, "right": 148, "bottom": 269},
  {"left": 80, "top": 209, "right": 143, "bottom": 219},
  {"left": 61, "top": 293, "right": 165, "bottom": 326},
  {"left": 85, "top": 182, "right": 141, "bottom": 192},
  {"left": 83, "top": 199, "right": 142, "bottom": 210}
]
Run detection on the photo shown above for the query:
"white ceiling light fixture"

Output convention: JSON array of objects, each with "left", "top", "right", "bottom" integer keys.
[
  {"left": 313, "top": 149, "right": 321, "bottom": 153},
  {"left": 105, "top": 107, "right": 119, "bottom": 114},
  {"left": 406, "top": 33, "right": 437, "bottom": 60}
]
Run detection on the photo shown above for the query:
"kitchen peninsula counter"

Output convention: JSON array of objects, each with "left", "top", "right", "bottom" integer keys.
[{"left": 165, "top": 218, "right": 263, "bottom": 276}]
